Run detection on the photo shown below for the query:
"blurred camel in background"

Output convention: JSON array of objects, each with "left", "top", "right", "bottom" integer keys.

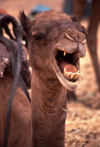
[
  {"left": 65, "top": 0, "right": 100, "bottom": 101},
  {"left": 73, "top": 0, "right": 100, "bottom": 92}
]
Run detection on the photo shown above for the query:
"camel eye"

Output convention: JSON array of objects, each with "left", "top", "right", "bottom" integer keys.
[{"left": 32, "top": 31, "right": 46, "bottom": 40}]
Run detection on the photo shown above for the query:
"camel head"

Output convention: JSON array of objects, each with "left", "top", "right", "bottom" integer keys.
[{"left": 20, "top": 9, "right": 87, "bottom": 91}]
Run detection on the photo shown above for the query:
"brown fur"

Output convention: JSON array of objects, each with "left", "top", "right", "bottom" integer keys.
[
  {"left": 0, "top": 9, "right": 87, "bottom": 147},
  {"left": 0, "top": 43, "right": 32, "bottom": 147}
]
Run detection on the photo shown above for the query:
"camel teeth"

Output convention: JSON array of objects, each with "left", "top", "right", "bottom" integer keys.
[
  {"left": 64, "top": 71, "right": 80, "bottom": 80},
  {"left": 73, "top": 73, "right": 80, "bottom": 79},
  {"left": 66, "top": 72, "right": 72, "bottom": 78},
  {"left": 73, "top": 73, "right": 77, "bottom": 79},
  {"left": 70, "top": 73, "right": 75, "bottom": 79},
  {"left": 64, "top": 51, "right": 67, "bottom": 56}
]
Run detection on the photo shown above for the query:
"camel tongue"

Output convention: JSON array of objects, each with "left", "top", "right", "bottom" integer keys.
[
  {"left": 59, "top": 60, "right": 77, "bottom": 73},
  {"left": 58, "top": 60, "right": 80, "bottom": 80}
]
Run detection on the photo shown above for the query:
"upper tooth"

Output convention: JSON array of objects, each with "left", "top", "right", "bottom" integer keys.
[{"left": 64, "top": 51, "right": 66, "bottom": 56}]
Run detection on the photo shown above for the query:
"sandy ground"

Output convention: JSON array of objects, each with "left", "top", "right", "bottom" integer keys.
[{"left": 0, "top": 0, "right": 100, "bottom": 146}]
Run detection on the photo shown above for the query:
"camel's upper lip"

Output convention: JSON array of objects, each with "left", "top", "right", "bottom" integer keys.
[{"left": 51, "top": 47, "right": 80, "bottom": 91}]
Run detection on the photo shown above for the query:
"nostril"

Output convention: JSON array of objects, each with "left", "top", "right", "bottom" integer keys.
[
  {"left": 77, "top": 33, "right": 82, "bottom": 40},
  {"left": 64, "top": 33, "right": 74, "bottom": 41},
  {"left": 77, "top": 33, "right": 86, "bottom": 42}
]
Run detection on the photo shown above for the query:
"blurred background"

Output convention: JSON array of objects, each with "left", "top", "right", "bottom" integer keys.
[
  {"left": 0, "top": 0, "right": 100, "bottom": 146},
  {"left": 0, "top": 0, "right": 93, "bottom": 19}
]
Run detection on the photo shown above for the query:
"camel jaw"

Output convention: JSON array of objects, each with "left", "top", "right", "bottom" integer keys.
[{"left": 51, "top": 49, "right": 80, "bottom": 91}]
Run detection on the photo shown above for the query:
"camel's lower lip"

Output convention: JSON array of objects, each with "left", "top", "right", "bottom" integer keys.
[{"left": 51, "top": 49, "right": 80, "bottom": 91}]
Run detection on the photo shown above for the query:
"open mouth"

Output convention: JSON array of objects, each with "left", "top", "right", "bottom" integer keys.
[
  {"left": 56, "top": 50, "right": 80, "bottom": 82},
  {"left": 51, "top": 48, "right": 80, "bottom": 91}
]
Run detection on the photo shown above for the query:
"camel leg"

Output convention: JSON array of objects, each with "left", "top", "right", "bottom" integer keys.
[
  {"left": 87, "top": 0, "right": 100, "bottom": 91},
  {"left": 73, "top": 0, "right": 86, "bottom": 21}
]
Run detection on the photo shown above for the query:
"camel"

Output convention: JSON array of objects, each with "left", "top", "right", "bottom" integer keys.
[
  {"left": 73, "top": 0, "right": 100, "bottom": 91},
  {"left": 0, "top": 41, "right": 32, "bottom": 147},
  {"left": 0, "top": 9, "right": 87, "bottom": 147},
  {"left": 65, "top": 0, "right": 100, "bottom": 101}
]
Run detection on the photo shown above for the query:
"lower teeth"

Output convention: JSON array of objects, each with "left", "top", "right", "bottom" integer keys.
[{"left": 64, "top": 69, "right": 80, "bottom": 81}]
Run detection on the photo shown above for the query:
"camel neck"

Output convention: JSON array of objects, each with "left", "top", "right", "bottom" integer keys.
[{"left": 31, "top": 71, "right": 67, "bottom": 147}]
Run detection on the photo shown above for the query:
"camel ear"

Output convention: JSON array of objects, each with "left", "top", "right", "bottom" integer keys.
[{"left": 19, "top": 11, "right": 32, "bottom": 36}]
